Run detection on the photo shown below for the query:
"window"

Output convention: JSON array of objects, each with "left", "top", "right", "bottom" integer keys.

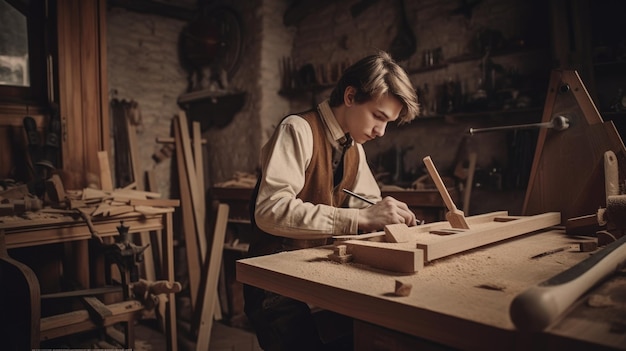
[{"left": 0, "top": 0, "right": 49, "bottom": 106}]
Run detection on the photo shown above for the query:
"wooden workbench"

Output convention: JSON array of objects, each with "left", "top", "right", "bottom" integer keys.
[
  {"left": 0, "top": 210, "right": 178, "bottom": 351},
  {"left": 237, "top": 228, "right": 626, "bottom": 350}
]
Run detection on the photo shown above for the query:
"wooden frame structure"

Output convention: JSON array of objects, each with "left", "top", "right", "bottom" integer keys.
[{"left": 523, "top": 70, "right": 626, "bottom": 223}]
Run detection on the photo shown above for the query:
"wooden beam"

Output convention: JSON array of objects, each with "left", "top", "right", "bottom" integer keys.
[
  {"left": 40, "top": 300, "right": 143, "bottom": 341},
  {"left": 344, "top": 240, "right": 424, "bottom": 273},
  {"left": 174, "top": 118, "right": 201, "bottom": 309},
  {"left": 176, "top": 112, "right": 207, "bottom": 261},
  {"left": 195, "top": 203, "right": 229, "bottom": 349},
  {"left": 416, "top": 212, "right": 561, "bottom": 262},
  {"left": 97, "top": 151, "right": 114, "bottom": 191}
]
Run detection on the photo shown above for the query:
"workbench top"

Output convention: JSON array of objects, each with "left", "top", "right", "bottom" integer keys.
[{"left": 237, "top": 229, "right": 626, "bottom": 350}]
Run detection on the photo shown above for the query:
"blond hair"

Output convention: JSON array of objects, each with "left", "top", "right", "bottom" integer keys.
[{"left": 328, "top": 51, "right": 419, "bottom": 123}]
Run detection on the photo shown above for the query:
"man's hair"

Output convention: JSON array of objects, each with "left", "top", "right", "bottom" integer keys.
[{"left": 328, "top": 51, "right": 419, "bottom": 124}]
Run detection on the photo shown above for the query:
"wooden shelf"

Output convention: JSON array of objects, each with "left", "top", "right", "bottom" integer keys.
[
  {"left": 407, "top": 48, "right": 548, "bottom": 75},
  {"left": 415, "top": 107, "right": 543, "bottom": 121}
]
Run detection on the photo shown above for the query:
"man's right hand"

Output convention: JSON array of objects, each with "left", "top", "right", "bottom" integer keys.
[{"left": 357, "top": 196, "right": 417, "bottom": 232}]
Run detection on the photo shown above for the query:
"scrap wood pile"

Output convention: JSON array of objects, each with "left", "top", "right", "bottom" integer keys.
[{"left": 0, "top": 174, "right": 178, "bottom": 225}]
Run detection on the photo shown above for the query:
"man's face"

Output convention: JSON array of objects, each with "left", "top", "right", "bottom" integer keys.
[{"left": 344, "top": 92, "right": 403, "bottom": 144}]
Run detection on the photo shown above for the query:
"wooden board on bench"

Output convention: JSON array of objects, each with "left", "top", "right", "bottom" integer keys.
[{"left": 338, "top": 211, "right": 561, "bottom": 273}]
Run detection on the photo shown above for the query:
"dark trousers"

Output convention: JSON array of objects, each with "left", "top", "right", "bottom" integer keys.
[{"left": 244, "top": 284, "right": 353, "bottom": 351}]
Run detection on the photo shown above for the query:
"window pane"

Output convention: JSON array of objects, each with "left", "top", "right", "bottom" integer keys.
[{"left": 0, "top": 0, "right": 29, "bottom": 87}]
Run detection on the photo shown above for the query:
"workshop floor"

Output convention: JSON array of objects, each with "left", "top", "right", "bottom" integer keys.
[{"left": 135, "top": 320, "right": 262, "bottom": 351}]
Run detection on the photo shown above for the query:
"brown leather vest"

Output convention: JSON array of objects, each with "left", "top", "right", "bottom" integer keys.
[{"left": 248, "top": 110, "right": 359, "bottom": 257}]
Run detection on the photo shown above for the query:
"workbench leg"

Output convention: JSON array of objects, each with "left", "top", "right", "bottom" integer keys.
[
  {"left": 124, "top": 321, "right": 135, "bottom": 349},
  {"left": 163, "top": 212, "right": 178, "bottom": 351}
]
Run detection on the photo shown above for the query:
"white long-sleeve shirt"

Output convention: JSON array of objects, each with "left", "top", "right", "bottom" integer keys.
[{"left": 254, "top": 100, "right": 382, "bottom": 240}]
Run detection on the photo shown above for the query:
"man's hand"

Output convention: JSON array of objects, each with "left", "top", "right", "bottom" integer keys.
[{"left": 357, "top": 196, "right": 417, "bottom": 232}]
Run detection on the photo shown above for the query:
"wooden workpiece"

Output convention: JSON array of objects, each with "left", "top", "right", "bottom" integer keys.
[
  {"left": 384, "top": 223, "right": 413, "bottom": 243},
  {"left": 338, "top": 211, "right": 560, "bottom": 273},
  {"left": 344, "top": 240, "right": 424, "bottom": 273}
]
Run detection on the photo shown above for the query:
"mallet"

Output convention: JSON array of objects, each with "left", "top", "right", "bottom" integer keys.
[{"left": 510, "top": 222, "right": 626, "bottom": 331}]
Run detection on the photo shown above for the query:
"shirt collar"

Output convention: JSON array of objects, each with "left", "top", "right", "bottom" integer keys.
[{"left": 317, "top": 99, "right": 352, "bottom": 148}]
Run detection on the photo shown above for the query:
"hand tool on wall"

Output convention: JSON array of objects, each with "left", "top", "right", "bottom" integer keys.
[
  {"left": 509, "top": 233, "right": 626, "bottom": 331},
  {"left": 39, "top": 105, "right": 61, "bottom": 170},
  {"left": 22, "top": 107, "right": 61, "bottom": 197},
  {"left": 423, "top": 156, "right": 470, "bottom": 229}
]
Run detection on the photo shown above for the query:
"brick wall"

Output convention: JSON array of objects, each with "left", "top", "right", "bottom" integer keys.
[
  {"left": 286, "top": 0, "right": 552, "bottom": 199},
  {"left": 107, "top": 0, "right": 552, "bottom": 209},
  {"left": 107, "top": 7, "right": 188, "bottom": 197},
  {"left": 107, "top": 1, "right": 270, "bottom": 197}
]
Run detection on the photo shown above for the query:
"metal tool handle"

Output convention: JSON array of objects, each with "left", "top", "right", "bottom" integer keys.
[{"left": 469, "top": 115, "right": 570, "bottom": 135}]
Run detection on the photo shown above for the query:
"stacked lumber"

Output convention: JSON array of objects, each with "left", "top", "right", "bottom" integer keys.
[{"left": 168, "top": 111, "right": 230, "bottom": 350}]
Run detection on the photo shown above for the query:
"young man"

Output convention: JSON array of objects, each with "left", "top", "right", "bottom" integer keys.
[{"left": 244, "top": 51, "right": 420, "bottom": 350}]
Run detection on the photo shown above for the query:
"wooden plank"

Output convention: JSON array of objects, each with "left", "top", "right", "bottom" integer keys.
[
  {"left": 416, "top": 212, "right": 561, "bottom": 262},
  {"left": 129, "top": 198, "right": 180, "bottom": 207},
  {"left": 195, "top": 203, "right": 229, "bottom": 350},
  {"left": 4, "top": 213, "right": 167, "bottom": 248},
  {"left": 146, "top": 169, "right": 163, "bottom": 279},
  {"left": 40, "top": 300, "right": 143, "bottom": 341},
  {"left": 177, "top": 113, "right": 207, "bottom": 263},
  {"left": 193, "top": 121, "right": 205, "bottom": 207},
  {"left": 105, "top": 205, "right": 135, "bottom": 217},
  {"left": 163, "top": 212, "right": 178, "bottom": 351},
  {"left": 333, "top": 211, "right": 509, "bottom": 242},
  {"left": 126, "top": 119, "right": 156, "bottom": 283},
  {"left": 82, "top": 296, "right": 113, "bottom": 321},
  {"left": 111, "top": 188, "right": 162, "bottom": 199},
  {"left": 174, "top": 119, "right": 201, "bottom": 309},
  {"left": 97, "top": 151, "right": 114, "bottom": 191},
  {"left": 344, "top": 240, "right": 424, "bottom": 273},
  {"left": 134, "top": 205, "right": 174, "bottom": 216}
]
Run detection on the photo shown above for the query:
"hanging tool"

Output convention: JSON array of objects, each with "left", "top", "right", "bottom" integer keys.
[
  {"left": 423, "top": 156, "right": 470, "bottom": 229},
  {"left": 22, "top": 105, "right": 61, "bottom": 197},
  {"left": 468, "top": 115, "right": 570, "bottom": 135}
]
